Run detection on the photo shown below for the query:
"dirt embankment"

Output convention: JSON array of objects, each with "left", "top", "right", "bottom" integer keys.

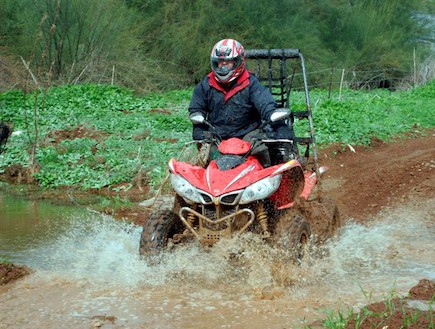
[
  {"left": 318, "top": 131, "right": 435, "bottom": 221},
  {"left": 0, "top": 263, "right": 30, "bottom": 286}
]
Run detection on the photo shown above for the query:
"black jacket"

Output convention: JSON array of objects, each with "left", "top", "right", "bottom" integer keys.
[{"left": 188, "top": 70, "right": 292, "bottom": 140}]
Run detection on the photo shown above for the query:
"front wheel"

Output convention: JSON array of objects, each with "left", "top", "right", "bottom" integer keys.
[{"left": 139, "top": 209, "right": 184, "bottom": 256}]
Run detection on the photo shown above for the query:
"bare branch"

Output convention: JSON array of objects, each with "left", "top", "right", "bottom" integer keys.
[{"left": 20, "top": 56, "right": 41, "bottom": 89}]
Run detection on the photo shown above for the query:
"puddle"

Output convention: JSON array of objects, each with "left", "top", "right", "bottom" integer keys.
[{"left": 0, "top": 193, "right": 434, "bottom": 328}]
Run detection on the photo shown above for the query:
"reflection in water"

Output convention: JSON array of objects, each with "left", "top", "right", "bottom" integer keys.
[
  {"left": 0, "top": 190, "right": 87, "bottom": 262},
  {"left": 0, "top": 192, "right": 434, "bottom": 328}
]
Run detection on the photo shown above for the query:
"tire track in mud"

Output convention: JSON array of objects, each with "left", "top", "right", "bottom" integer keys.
[{"left": 318, "top": 131, "right": 435, "bottom": 221}]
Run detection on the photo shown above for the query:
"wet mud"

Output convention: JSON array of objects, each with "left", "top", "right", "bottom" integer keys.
[{"left": 0, "top": 130, "right": 434, "bottom": 328}]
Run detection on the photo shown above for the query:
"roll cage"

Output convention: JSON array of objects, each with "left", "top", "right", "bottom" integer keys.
[{"left": 245, "top": 49, "right": 320, "bottom": 181}]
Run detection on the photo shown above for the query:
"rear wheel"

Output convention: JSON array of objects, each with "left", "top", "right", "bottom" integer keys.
[
  {"left": 326, "top": 201, "right": 341, "bottom": 237},
  {"left": 305, "top": 197, "right": 341, "bottom": 242},
  {"left": 139, "top": 209, "right": 184, "bottom": 256},
  {"left": 274, "top": 210, "right": 311, "bottom": 261}
]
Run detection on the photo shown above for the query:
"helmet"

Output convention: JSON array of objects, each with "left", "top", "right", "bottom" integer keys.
[{"left": 210, "top": 39, "right": 246, "bottom": 84}]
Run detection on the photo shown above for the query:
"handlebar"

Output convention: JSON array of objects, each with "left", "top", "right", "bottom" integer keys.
[{"left": 261, "top": 139, "right": 294, "bottom": 143}]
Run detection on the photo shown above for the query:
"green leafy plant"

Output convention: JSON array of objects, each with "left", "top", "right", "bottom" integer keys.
[
  {"left": 1, "top": 81, "right": 434, "bottom": 195},
  {"left": 307, "top": 284, "right": 435, "bottom": 328}
]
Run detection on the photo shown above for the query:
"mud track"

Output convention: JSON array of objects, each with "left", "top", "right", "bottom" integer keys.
[
  {"left": 315, "top": 130, "right": 435, "bottom": 328},
  {"left": 318, "top": 131, "right": 435, "bottom": 222},
  {"left": 1, "top": 130, "right": 434, "bottom": 329}
]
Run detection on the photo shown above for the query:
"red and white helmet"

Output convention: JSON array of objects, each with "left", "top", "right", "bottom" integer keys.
[{"left": 210, "top": 39, "right": 246, "bottom": 84}]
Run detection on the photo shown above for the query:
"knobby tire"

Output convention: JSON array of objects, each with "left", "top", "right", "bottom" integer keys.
[{"left": 139, "top": 209, "right": 182, "bottom": 256}]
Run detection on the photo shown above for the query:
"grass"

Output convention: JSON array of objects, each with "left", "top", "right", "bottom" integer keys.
[
  {"left": 0, "top": 255, "right": 12, "bottom": 265},
  {"left": 0, "top": 81, "right": 434, "bottom": 194},
  {"left": 304, "top": 285, "right": 435, "bottom": 329}
]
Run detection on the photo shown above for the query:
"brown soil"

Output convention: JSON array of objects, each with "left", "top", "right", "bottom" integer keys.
[
  {"left": 345, "top": 279, "right": 435, "bottom": 329},
  {"left": 318, "top": 131, "right": 435, "bottom": 222},
  {"left": 44, "top": 125, "right": 109, "bottom": 144},
  {"left": 1, "top": 129, "right": 434, "bottom": 327},
  {"left": 0, "top": 263, "right": 31, "bottom": 286},
  {"left": 317, "top": 131, "right": 435, "bottom": 328}
]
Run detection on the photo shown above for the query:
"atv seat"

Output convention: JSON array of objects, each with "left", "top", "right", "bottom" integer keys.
[{"left": 245, "top": 49, "right": 319, "bottom": 174}]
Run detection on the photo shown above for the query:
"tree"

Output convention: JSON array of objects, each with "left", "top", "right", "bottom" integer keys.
[
  {"left": 1, "top": 0, "right": 433, "bottom": 91},
  {"left": 2, "top": 0, "right": 144, "bottom": 85}
]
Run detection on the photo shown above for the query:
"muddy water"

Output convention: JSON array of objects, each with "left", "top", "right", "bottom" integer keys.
[
  {"left": 0, "top": 193, "right": 434, "bottom": 329},
  {"left": 0, "top": 191, "right": 88, "bottom": 263}
]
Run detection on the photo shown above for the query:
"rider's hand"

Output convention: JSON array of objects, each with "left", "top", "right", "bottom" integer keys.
[{"left": 193, "top": 127, "right": 205, "bottom": 140}]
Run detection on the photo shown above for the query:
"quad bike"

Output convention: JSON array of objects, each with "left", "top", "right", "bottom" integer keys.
[{"left": 139, "top": 49, "right": 340, "bottom": 260}]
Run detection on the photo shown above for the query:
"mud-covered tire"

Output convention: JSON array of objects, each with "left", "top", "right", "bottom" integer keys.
[
  {"left": 274, "top": 210, "right": 311, "bottom": 261},
  {"left": 304, "top": 197, "right": 341, "bottom": 242},
  {"left": 325, "top": 200, "right": 341, "bottom": 237},
  {"left": 139, "top": 209, "right": 184, "bottom": 256}
]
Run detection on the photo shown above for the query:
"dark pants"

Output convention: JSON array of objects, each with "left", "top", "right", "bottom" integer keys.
[
  {"left": 243, "top": 129, "right": 299, "bottom": 166},
  {"left": 243, "top": 130, "right": 271, "bottom": 167}
]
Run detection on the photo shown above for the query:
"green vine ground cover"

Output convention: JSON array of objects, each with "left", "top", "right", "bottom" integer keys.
[{"left": 1, "top": 81, "right": 434, "bottom": 193}]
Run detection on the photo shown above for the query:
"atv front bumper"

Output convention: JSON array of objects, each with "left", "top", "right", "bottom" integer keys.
[{"left": 179, "top": 206, "right": 255, "bottom": 244}]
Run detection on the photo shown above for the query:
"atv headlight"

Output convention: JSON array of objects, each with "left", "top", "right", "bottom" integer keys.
[
  {"left": 239, "top": 174, "right": 281, "bottom": 204},
  {"left": 170, "top": 174, "right": 202, "bottom": 204}
]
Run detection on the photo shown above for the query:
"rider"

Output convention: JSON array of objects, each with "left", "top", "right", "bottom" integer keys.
[{"left": 188, "top": 38, "right": 297, "bottom": 167}]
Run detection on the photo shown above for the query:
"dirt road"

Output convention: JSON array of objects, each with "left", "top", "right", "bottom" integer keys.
[{"left": 319, "top": 131, "right": 435, "bottom": 221}]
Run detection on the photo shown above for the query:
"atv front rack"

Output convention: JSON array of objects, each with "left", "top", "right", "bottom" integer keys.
[{"left": 245, "top": 49, "right": 320, "bottom": 181}]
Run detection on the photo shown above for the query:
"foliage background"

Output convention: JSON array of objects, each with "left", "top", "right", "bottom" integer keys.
[
  {"left": 1, "top": 0, "right": 435, "bottom": 194},
  {"left": 0, "top": 0, "right": 434, "bottom": 92},
  {"left": 1, "top": 81, "right": 434, "bottom": 192}
]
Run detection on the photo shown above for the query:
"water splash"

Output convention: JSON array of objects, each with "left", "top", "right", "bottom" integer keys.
[
  {"left": 328, "top": 198, "right": 435, "bottom": 282},
  {"left": 2, "top": 199, "right": 434, "bottom": 329},
  {"left": 27, "top": 213, "right": 142, "bottom": 284},
  {"left": 27, "top": 211, "right": 307, "bottom": 290},
  {"left": 299, "top": 197, "right": 435, "bottom": 301},
  {"left": 25, "top": 198, "right": 434, "bottom": 296}
]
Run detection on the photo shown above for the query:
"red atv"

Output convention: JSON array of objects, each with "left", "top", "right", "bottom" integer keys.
[{"left": 139, "top": 49, "right": 340, "bottom": 259}]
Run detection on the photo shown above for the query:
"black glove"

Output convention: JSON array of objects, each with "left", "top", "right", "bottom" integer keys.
[{"left": 192, "top": 126, "right": 205, "bottom": 140}]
